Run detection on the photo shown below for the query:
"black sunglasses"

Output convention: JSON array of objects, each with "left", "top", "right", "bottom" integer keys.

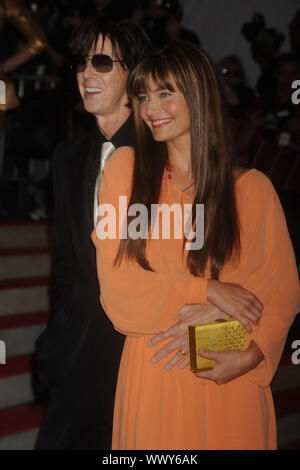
[{"left": 71, "top": 54, "right": 123, "bottom": 73}]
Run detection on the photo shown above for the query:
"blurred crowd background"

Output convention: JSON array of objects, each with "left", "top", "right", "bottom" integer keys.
[{"left": 0, "top": 0, "right": 299, "bottom": 266}]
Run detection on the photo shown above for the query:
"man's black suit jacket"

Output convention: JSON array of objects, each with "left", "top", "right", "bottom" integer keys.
[{"left": 34, "top": 116, "right": 134, "bottom": 449}]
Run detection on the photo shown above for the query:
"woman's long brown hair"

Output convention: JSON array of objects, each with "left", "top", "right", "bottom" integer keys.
[{"left": 115, "top": 41, "right": 240, "bottom": 280}]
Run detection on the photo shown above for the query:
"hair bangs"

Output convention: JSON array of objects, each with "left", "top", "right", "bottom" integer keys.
[{"left": 129, "top": 54, "right": 180, "bottom": 100}]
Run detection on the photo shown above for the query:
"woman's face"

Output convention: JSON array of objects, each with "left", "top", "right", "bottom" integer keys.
[{"left": 137, "top": 76, "right": 190, "bottom": 144}]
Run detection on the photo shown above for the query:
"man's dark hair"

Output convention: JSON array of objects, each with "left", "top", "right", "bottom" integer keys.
[{"left": 69, "top": 15, "right": 151, "bottom": 72}]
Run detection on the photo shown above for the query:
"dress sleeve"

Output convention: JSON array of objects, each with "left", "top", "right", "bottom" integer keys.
[
  {"left": 232, "top": 170, "right": 300, "bottom": 388},
  {"left": 91, "top": 147, "right": 207, "bottom": 337}
]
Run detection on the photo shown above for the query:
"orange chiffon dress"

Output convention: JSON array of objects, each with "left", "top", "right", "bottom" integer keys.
[{"left": 91, "top": 147, "right": 300, "bottom": 450}]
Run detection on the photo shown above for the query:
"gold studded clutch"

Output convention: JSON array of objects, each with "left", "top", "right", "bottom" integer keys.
[{"left": 188, "top": 318, "right": 247, "bottom": 372}]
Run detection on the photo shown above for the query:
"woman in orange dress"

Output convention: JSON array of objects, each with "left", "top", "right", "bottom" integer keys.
[{"left": 92, "top": 42, "right": 300, "bottom": 450}]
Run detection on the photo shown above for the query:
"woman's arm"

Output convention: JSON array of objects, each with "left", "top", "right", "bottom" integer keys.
[{"left": 203, "top": 171, "right": 299, "bottom": 387}]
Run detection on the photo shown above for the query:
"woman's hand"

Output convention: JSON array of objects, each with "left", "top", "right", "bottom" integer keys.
[
  {"left": 207, "top": 280, "right": 264, "bottom": 333},
  {"left": 195, "top": 340, "right": 264, "bottom": 384},
  {"left": 147, "top": 304, "right": 228, "bottom": 370}
]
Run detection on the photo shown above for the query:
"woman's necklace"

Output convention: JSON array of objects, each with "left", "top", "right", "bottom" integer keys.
[
  {"left": 165, "top": 164, "right": 194, "bottom": 195},
  {"left": 166, "top": 166, "right": 173, "bottom": 179}
]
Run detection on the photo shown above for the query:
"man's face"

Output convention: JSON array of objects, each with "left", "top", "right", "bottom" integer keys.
[{"left": 77, "top": 35, "right": 129, "bottom": 119}]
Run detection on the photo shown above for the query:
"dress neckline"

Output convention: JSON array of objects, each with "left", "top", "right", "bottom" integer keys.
[
  {"left": 164, "top": 167, "right": 256, "bottom": 200},
  {"left": 164, "top": 174, "right": 194, "bottom": 200}
]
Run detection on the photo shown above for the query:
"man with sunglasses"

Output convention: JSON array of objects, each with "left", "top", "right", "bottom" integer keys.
[{"left": 34, "top": 16, "right": 150, "bottom": 450}]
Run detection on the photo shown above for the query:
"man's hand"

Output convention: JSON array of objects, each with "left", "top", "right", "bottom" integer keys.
[
  {"left": 207, "top": 280, "right": 263, "bottom": 333},
  {"left": 195, "top": 340, "right": 264, "bottom": 384},
  {"left": 147, "top": 304, "right": 228, "bottom": 371}
]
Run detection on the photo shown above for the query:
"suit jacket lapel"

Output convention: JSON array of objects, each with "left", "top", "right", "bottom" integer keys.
[
  {"left": 64, "top": 115, "right": 134, "bottom": 277},
  {"left": 67, "top": 131, "right": 100, "bottom": 276}
]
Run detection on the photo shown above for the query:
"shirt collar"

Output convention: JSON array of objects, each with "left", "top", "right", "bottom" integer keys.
[{"left": 94, "top": 113, "right": 135, "bottom": 148}]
